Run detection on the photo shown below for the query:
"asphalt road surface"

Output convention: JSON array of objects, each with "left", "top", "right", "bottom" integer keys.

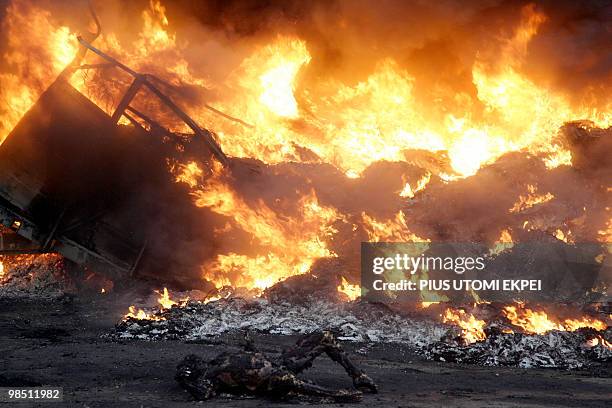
[{"left": 1, "top": 296, "right": 610, "bottom": 407}]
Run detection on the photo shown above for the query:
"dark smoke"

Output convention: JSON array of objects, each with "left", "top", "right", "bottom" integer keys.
[{"left": 162, "top": 0, "right": 611, "bottom": 111}]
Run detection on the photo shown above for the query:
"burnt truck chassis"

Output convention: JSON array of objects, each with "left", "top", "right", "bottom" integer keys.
[{"left": 0, "top": 37, "right": 229, "bottom": 279}]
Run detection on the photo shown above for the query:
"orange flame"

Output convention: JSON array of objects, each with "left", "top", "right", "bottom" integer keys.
[
  {"left": 155, "top": 287, "right": 177, "bottom": 309},
  {"left": 509, "top": 184, "right": 554, "bottom": 213},
  {"left": 174, "top": 161, "right": 204, "bottom": 188},
  {"left": 124, "top": 305, "right": 163, "bottom": 321},
  {"left": 503, "top": 304, "right": 607, "bottom": 334},
  {"left": 337, "top": 276, "right": 360, "bottom": 301},
  {"left": 189, "top": 170, "right": 340, "bottom": 290},
  {"left": 584, "top": 336, "right": 612, "bottom": 350},
  {"left": 124, "top": 287, "right": 188, "bottom": 320},
  {"left": 1, "top": 1, "right": 610, "bottom": 299},
  {"left": 442, "top": 308, "right": 486, "bottom": 344},
  {"left": 361, "top": 211, "right": 428, "bottom": 243},
  {"left": 0, "top": 1, "right": 78, "bottom": 144},
  {"left": 399, "top": 173, "right": 431, "bottom": 198},
  {"left": 490, "top": 229, "right": 515, "bottom": 256}
]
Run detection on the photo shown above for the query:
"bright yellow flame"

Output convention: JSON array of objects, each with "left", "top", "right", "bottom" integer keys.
[
  {"left": 140, "top": 0, "right": 174, "bottom": 52},
  {"left": 448, "top": 129, "right": 496, "bottom": 176},
  {"left": 175, "top": 161, "right": 204, "bottom": 188},
  {"left": 259, "top": 45, "right": 311, "bottom": 118},
  {"left": 4, "top": 0, "right": 610, "bottom": 181},
  {"left": 337, "top": 276, "right": 360, "bottom": 301},
  {"left": 3, "top": 1, "right": 611, "bottom": 297},
  {"left": 443, "top": 308, "right": 486, "bottom": 344},
  {"left": 193, "top": 172, "right": 339, "bottom": 290},
  {"left": 124, "top": 305, "right": 164, "bottom": 321},
  {"left": 544, "top": 148, "right": 572, "bottom": 169},
  {"left": 124, "top": 287, "right": 188, "bottom": 320},
  {"left": 362, "top": 211, "right": 428, "bottom": 243},
  {"left": 503, "top": 304, "right": 607, "bottom": 334},
  {"left": 490, "top": 229, "right": 514, "bottom": 256},
  {"left": 156, "top": 287, "right": 177, "bottom": 309},
  {"left": 200, "top": 3, "right": 609, "bottom": 179},
  {"left": 0, "top": 1, "right": 78, "bottom": 144},
  {"left": 399, "top": 173, "right": 431, "bottom": 198}
]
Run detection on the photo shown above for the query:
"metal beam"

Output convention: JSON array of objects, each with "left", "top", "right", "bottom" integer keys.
[
  {"left": 76, "top": 36, "right": 229, "bottom": 166},
  {"left": 111, "top": 76, "right": 143, "bottom": 124}
]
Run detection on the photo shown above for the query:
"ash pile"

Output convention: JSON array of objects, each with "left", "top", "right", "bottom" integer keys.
[
  {"left": 112, "top": 273, "right": 447, "bottom": 345},
  {"left": 113, "top": 297, "right": 448, "bottom": 347},
  {"left": 425, "top": 327, "right": 612, "bottom": 369},
  {"left": 110, "top": 274, "right": 611, "bottom": 371},
  {"left": 0, "top": 253, "right": 72, "bottom": 300},
  {"left": 112, "top": 298, "right": 611, "bottom": 370}
]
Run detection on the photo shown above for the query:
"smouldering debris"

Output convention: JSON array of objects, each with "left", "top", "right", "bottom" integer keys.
[
  {"left": 424, "top": 327, "right": 612, "bottom": 369},
  {"left": 111, "top": 296, "right": 610, "bottom": 369}
]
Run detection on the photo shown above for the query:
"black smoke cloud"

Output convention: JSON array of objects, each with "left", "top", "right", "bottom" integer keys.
[{"left": 162, "top": 0, "right": 611, "bottom": 110}]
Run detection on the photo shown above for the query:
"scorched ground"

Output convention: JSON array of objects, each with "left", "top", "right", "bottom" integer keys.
[{"left": 0, "top": 0, "right": 610, "bottom": 406}]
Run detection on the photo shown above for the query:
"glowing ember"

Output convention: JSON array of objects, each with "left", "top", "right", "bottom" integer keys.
[
  {"left": 598, "top": 218, "right": 612, "bottom": 243},
  {"left": 337, "top": 276, "right": 360, "bottom": 301},
  {"left": 583, "top": 336, "right": 612, "bottom": 350},
  {"left": 442, "top": 308, "right": 486, "bottom": 344},
  {"left": 553, "top": 228, "right": 573, "bottom": 243},
  {"left": 509, "top": 184, "right": 554, "bottom": 213}
]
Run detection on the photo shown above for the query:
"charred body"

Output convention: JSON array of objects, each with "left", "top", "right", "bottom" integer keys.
[{"left": 176, "top": 330, "right": 378, "bottom": 402}]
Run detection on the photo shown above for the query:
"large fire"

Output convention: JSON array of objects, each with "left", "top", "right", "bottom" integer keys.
[
  {"left": 0, "top": 1, "right": 78, "bottom": 144},
  {"left": 4, "top": 1, "right": 608, "bottom": 174},
  {"left": 0, "top": 1, "right": 609, "bottom": 344},
  {"left": 186, "top": 164, "right": 340, "bottom": 291}
]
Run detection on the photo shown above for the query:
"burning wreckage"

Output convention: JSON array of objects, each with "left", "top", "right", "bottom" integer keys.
[{"left": 0, "top": 0, "right": 611, "bottom": 405}]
